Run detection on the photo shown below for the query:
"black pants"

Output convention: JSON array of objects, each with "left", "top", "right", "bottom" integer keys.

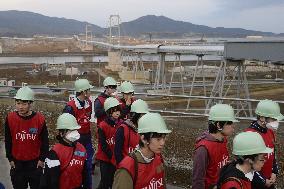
[
  {"left": 10, "top": 160, "right": 42, "bottom": 189},
  {"left": 98, "top": 160, "right": 116, "bottom": 189}
]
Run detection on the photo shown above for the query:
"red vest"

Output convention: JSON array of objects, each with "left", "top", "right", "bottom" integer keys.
[
  {"left": 119, "top": 97, "right": 136, "bottom": 119},
  {"left": 118, "top": 154, "right": 165, "bottom": 189},
  {"left": 96, "top": 96, "right": 107, "bottom": 125},
  {"left": 67, "top": 98, "right": 92, "bottom": 134},
  {"left": 53, "top": 143, "right": 87, "bottom": 189},
  {"left": 118, "top": 123, "right": 140, "bottom": 161},
  {"left": 245, "top": 128, "right": 275, "bottom": 179},
  {"left": 96, "top": 120, "right": 117, "bottom": 164},
  {"left": 8, "top": 112, "right": 45, "bottom": 161},
  {"left": 195, "top": 138, "right": 229, "bottom": 189},
  {"left": 221, "top": 178, "right": 251, "bottom": 189}
]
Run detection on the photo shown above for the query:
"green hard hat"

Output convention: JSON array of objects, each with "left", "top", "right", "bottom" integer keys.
[
  {"left": 233, "top": 131, "right": 273, "bottom": 156},
  {"left": 15, "top": 86, "right": 34, "bottom": 101},
  {"left": 138, "top": 113, "right": 171, "bottom": 134},
  {"left": 103, "top": 77, "right": 117, "bottom": 87},
  {"left": 131, "top": 99, "right": 149, "bottom": 113},
  {"left": 255, "top": 99, "right": 284, "bottom": 121},
  {"left": 120, "top": 81, "right": 134, "bottom": 93},
  {"left": 104, "top": 97, "right": 120, "bottom": 112},
  {"left": 56, "top": 113, "right": 81, "bottom": 130},
  {"left": 75, "top": 79, "right": 93, "bottom": 92},
  {"left": 209, "top": 104, "right": 238, "bottom": 122}
]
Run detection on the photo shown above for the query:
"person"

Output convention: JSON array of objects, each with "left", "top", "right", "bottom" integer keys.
[
  {"left": 217, "top": 132, "right": 273, "bottom": 189},
  {"left": 40, "top": 113, "right": 88, "bottom": 189},
  {"left": 4, "top": 86, "right": 49, "bottom": 189},
  {"left": 245, "top": 99, "right": 283, "bottom": 189},
  {"left": 192, "top": 104, "right": 238, "bottom": 189},
  {"left": 63, "top": 79, "right": 94, "bottom": 189},
  {"left": 118, "top": 81, "right": 135, "bottom": 119},
  {"left": 94, "top": 77, "right": 117, "bottom": 125},
  {"left": 113, "top": 113, "right": 171, "bottom": 189},
  {"left": 114, "top": 99, "right": 149, "bottom": 165},
  {"left": 96, "top": 97, "right": 121, "bottom": 189}
]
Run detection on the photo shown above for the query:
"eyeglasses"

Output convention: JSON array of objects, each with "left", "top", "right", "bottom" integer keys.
[{"left": 107, "top": 85, "right": 117, "bottom": 89}]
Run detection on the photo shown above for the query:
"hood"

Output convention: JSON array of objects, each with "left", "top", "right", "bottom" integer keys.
[
  {"left": 105, "top": 116, "right": 117, "bottom": 127},
  {"left": 195, "top": 131, "right": 221, "bottom": 144},
  {"left": 249, "top": 121, "right": 267, "bottom": 133},
  {"left": 218, "top": 161, "right": 249, "bottom": 186},
  {"left": 124, "top": 119, "right": 138, "bottom": 132},
  {"left": 99, "top": 92, "right": 110, "bottom": 98}
]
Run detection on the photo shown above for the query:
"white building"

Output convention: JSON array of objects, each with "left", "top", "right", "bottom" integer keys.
[{"left": 0, "top": 78, "right": 15, "bottom": 86}]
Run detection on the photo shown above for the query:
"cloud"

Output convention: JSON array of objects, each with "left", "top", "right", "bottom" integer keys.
[
  {"left": 217, "top": 0, "right": 284, "bottom": 11},
  {"left": 201, "top": 2, "right": 284, "bottom": 33},
  {"left": 0, "top": 0, "right": 284, "bottom": 33}
]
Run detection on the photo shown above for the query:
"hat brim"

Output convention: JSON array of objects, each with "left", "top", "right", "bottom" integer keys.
[
  {"left": 275, "top": 113, "right": 284, "bottom": 121},
  {"left": 232, "top": 119, "right": 239, "bottom": 123},
  {"left": 122, "top": 90, "right": 134, "bottom": 93},
  {"left": 160, "top": 129, "right": 172, "bottom": 134},
  {"left": 71, "top": 125, "right": 81, "bottom": 130},
  {"left": 138, "top": 129, "right": 172, "bottom": 134},
  {"left": 260, "top": 147, "right": 273, "bottom": 154}
]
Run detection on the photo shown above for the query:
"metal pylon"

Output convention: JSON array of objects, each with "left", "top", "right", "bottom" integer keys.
[
  {"left": 154, "top": 53, "right": 166, "bottom": 91},
  {"left": 168, "top": 54, "right": 184, "bottom": 94},
  {"left": 205, "top": 59, "right": 252, "bottom": 117},
  {"left": 121, "top": 52, "right": 147, "bottom": 83},
  {"left": 186, "top": 55, "right": 207, "bottom": 109},
  {"left": 133, "top": 53, "right": 147, "bottom": 82},
  {"left": 234, "top": 61, "right": 253, "bottom": 117},
  {"left": 205, "top": 59, "right": 227, "bottom": 113}
]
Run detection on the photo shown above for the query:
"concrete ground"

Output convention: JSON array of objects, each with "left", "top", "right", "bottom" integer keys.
[
  {"left": 0, "top": 142, "right": 183, "bottom": 189},
  {"left": 0, "top": 142, "right": 13, "bottom": 189}
]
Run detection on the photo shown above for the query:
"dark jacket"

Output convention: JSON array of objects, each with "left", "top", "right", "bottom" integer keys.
[
  {"left": 217, "top": 161, "right": 251, "bottom": 189},
  {"left": 247, "top": 121, "right": 278, "bottom": 189},
  {"left": 94, "top": 92, "right": 109, "bottom": 118},
  {"left": 40, "top": 139, "right": 88, "bottom": 189},
  {"left": 192, "top": 131, "right": 226, "bottom": 189}
]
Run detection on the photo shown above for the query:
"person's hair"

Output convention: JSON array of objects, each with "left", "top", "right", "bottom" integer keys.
[
  {"left": 235, "top": 154, "right": 259, "bottom": 164},
  {"left": 106, "top": 105, "right": 121, "bottom": 116},
  {"left": 105, "top": 85, "right": 117, "bottom": 89},
  {"left": 76, "top": 91, "right": 83, "bottom": 97},
  {"left": 139, "top": 132, "right": 166, "bottom": 147},
  {"left": 56, "top": 129, "right": 68, "bottom": 141},
  {"left": 257, "top": 115, "right": 271, "bottom": 122},
  {"left": 122, "top": 92, "right": 134, "bottom": 95},
  {"left": 15, "top": 99, "right": 33, "bottom": 104},
  {"left": 130, "top": 112, "right": 142, "bottom": 125},
  {"left": 76, "top": 89, "right": 90, "bottom": 97},
  {"left": 208, "top": 120, "right": 232, "bottom": 133}
]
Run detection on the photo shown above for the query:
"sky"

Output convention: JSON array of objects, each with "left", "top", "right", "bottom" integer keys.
[{"left": 1, "top": 0, "right": 284, "bottom": 33}]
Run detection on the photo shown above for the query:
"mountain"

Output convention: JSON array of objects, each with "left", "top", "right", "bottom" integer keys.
[
  {"left": 0, "top": 11, "right": 277, "bottom": 38},
  {"left": 0, "top": 10, "right": 104, "bottom": 37},
  {"left": 119, "top": 15, "right": 275, "bottom": 38}
]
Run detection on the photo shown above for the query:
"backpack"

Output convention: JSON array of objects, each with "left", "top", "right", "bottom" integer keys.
[{"left": 129, "top": 152, "right": 139, "bottom": 186}]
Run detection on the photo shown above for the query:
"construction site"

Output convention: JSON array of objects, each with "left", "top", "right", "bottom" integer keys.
[{"left": 1, "top": 21, "right": 284, "bottom": 188}]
